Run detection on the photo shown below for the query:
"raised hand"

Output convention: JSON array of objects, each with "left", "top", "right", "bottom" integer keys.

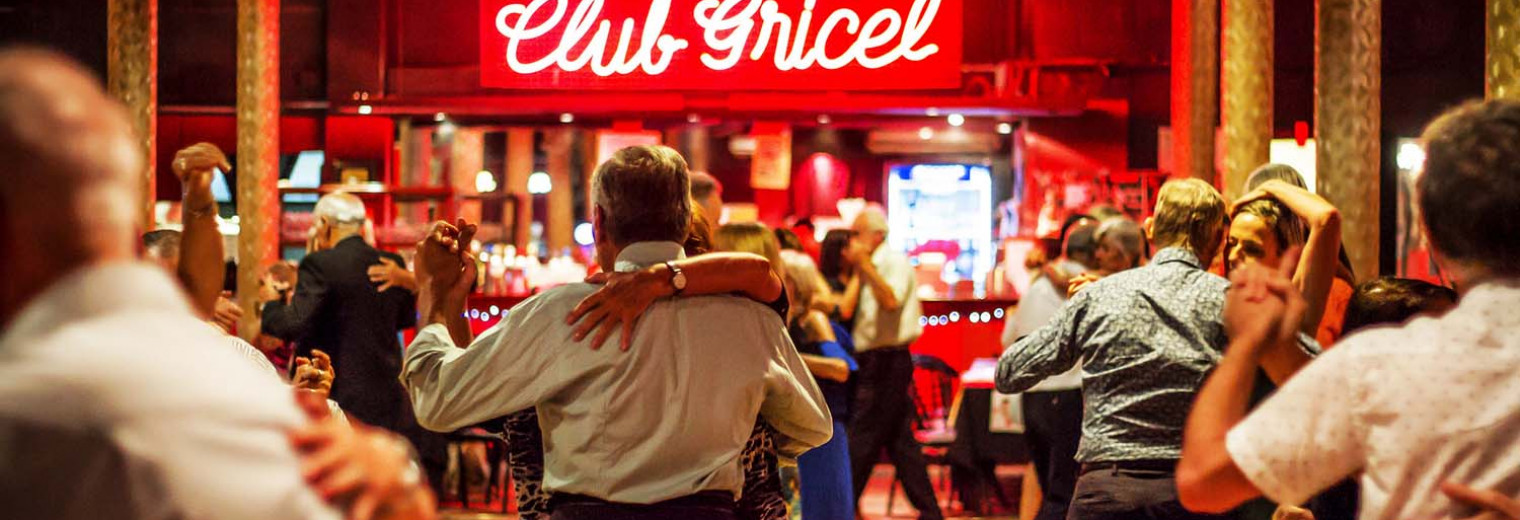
[
  {"left": 415, "top": 219, "right": 479, "bottom": 338},
  {"left": 1224, "top": 246, "right": 1305, "bottom": 354},
  {"left": 172, "top": 143, "right": 230, "bottom": 215},
  {"left": 293, "top": 349, "right": 335, "bottom": 397},
  {"left": 567, "top": 269, "right": 664, "bottom": 351}
]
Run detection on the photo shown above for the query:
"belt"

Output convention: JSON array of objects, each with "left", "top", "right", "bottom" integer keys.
[
  {"left": 1079, "top": 459, "right": 1178, "bottom": 475},
  {"left": 550, "top": 490, "right": 734, "bottom": 509}
]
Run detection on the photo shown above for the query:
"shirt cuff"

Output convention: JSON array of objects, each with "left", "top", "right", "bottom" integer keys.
[
  {"left": 414, "top": 323, "right": 454, "bottom": 346},
  {"left": 1225, "top": 422, "right": 1296, "bottom": 505}
]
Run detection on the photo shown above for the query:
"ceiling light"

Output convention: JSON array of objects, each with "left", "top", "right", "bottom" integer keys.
[
  {"left": 434, "top": 112, "right": 447, "bottom": 122},
  {"left": 947, "top": 113, "right": 965, "bottom": 127},
  {"left": 528, "top": 172, "right": 552, "bottom": 194},
  {"left": 357, "top": 105, "right": 373, "bottom": 115},
  {"left": 687, "top": 113, "right": 701, "bottom": 124},
  {"left": 559, "top": 113, "right": 574, "bottom": 124},
  {"left": 926, "top": 107, "right": 940, "bottom": 117},
  {"left": 817, "top": 114, "right": 831, "bottom": 125},
  {"left": 574, "top": 222, "right": 595, "bottom": 246},
  {"left": 475, "top": 170, "right": 498, "bottom": 193},
  {"left": 918, "top": 127, "right": 934, "bottom": 140},
  {"left": 997, "top": 122, "right": 1014, "bottom": 135}
]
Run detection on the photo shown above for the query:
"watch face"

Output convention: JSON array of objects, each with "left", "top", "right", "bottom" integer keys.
[{"left": 673, "top": 272, "right": 688, "bottom": 290}]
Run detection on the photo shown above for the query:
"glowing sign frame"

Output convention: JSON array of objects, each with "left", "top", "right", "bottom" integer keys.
[{"left": 480, "top": 0, "right": 964, "bottom": 90}]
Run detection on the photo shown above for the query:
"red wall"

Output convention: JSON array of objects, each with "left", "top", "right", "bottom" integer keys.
[{"left": 155, "top": 115, "right": 324, "bottom": 201}]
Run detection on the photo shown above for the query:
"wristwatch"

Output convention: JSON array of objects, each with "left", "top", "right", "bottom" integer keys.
[{"left": 665, "top": 261, "right": 687, "bottom": 296}]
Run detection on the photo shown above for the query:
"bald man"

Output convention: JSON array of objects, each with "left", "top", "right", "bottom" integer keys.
[
  {"left": 260, "top": 191, "right": 444, "bottom": 489},
  {"left": 0, "top": 48, "right": 434, "bottom": 519},
  {"left": 843, "top": 207, "right": 940, "bottom": 520}
]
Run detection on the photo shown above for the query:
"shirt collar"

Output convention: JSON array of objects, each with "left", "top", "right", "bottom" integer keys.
[
  {"left": 336, "top": 235, "right": 367, "bottom": 249},
  {"left": 1151, "top": 247, "right": 1204, "bottom": 269},
  {"left": 0, "top": 262, "right": 192, "bottom": 348},
  {"left": 1460, "top": 277, "right": 1520, "bottom": 325},
  {"left": 612, "top": 241, "right": 687, "bottom": 273}
]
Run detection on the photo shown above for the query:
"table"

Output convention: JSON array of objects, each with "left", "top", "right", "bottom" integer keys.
[{"left": 945, "top": 359, "right": 1028, "bottom": 514}]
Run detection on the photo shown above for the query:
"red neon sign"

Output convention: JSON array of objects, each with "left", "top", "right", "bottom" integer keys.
[{"left": 479, "top": 0, "right": 964, "bottom": 90}]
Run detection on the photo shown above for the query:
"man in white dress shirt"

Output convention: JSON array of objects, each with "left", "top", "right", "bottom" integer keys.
[
  {"left": 0, "top": 48, "right": 431, "bottom": 520},
  {"left": 1178, "top": 99, "right": 1520, "bottom": 520},
  {"left": 842, "top": 207, "right": 941, "bottom": 520},
  {"left": 402, "top": 145, "right": 831, "bottom": 520}
]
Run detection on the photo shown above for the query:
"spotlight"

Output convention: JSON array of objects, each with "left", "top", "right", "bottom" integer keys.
[
  {"left": 559, "top": 113, "right": 575, "bottom": 124},
  {"left": 434, "top": 112, "right": 447, "bottom": 122},
  {"left": 997, "top": 122, "right": 1014, "bottom": 135},
  {"left": 947, "top": 113, "right": 965, "bottom": 127},
  {"left": 918, "top": 127, "right": 934, "bottom": 140},
  {"left": 357, "top": 105, "right": 373, "bottom": 115},
  {"left": 528, "top": 172, "right": 552, "bottom": 195}
]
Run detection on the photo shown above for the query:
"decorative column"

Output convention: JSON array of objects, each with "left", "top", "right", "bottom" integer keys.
[
  {"left": 1171, "top": 0, "right": 1220, "bottom": 183},
  {"left": 544, "top": 128, "right": 575, "bottom": 253},
  {"left": 107, "top": 0, "right": 157, "bottom": 228},
  {"left": 1221, "top": 0, "right": 1273, "bottom": 199},
  {"left": 1316, "top": 0, "right": 1381, "bottom": 279},
  {"left": 1489, "top": 0, "right": 1520, "bottom": 99},
  {"left": 505, "top": 128, "right": 535, "bottom": 251},
  {"left": 235, "top": 0, "right": 280, "bottom": 339}
]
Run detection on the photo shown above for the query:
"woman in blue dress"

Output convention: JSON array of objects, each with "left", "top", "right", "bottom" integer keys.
[{"left": 779, "top": 250, "right": 858, "bottom": 520}]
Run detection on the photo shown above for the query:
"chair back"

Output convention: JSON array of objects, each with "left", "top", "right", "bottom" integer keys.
[{"left": 909, "top": 354, "right": 959, "bottom": 434}]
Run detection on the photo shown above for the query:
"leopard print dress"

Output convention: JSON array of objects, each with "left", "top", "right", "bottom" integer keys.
[{"left": 500, "top": 408, "right": 787, "bottom": 520}]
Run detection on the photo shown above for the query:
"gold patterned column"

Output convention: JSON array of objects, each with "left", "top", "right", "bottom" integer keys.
[
  {"left": 236, "top": 0, "right": 280, "bottom": 339},
  {"left": 107, "top": 0, "right": 157, "bottom": 228},
  {"left": 505, "top": 128, "right": 535, "bottom": 251},
  {"left": 1172, "top": 0, "right": 1220, "bottom": 183},
  {"left": 544, "top": 128, "right": 575, "bottom": 253},
  {"left": 1316, "top": 0, "right": 1381, "bottom": 279},
  {"left": 1489, "top": 0, "right": 1520, "bottom": 99},
  {"left": 1222, "top": 0, "right": 1272, "bottom": 199}
]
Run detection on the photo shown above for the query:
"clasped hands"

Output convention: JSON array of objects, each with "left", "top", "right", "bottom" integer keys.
[{"left": 414, "top": 219, "right": 478, "bottom": 324}]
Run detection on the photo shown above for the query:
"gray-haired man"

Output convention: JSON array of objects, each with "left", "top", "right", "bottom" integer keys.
[
  {"left": 260, "top": 191, "right": 445, "bottom": 489},
  {"left": 403, "top": 145, "right": 832, "bottom": 520}
]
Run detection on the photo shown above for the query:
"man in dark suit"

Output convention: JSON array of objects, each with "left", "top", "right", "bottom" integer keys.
[{"left": 260, "top": 191, "right": 443, "bottom": 489}]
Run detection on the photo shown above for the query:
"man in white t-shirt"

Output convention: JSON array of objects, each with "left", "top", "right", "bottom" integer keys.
[
  {"left": 1000, "top": 220, "right": 1096, "bottom": 520},
  {"left": 1177, "top": 99, "right": 1520, "bottom": 520}
]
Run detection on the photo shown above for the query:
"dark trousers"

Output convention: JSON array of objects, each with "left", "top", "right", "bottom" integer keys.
[
  {"left": 549, "top": 491, "right": 737, "bottom": 520},
  {"left": 1023, "top": 389, "right": 1084, "bottom": 520},
  {"left": 1067, "top": 466, "right": 1230, "bottom": 520},
  {"left": 847, "top": 348, "right": 943, "bottom": 520}
]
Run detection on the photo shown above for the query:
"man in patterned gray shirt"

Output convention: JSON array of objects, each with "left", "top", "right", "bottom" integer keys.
[{"left": 997, "top": 178, "right": 1313, "bottom": 520}]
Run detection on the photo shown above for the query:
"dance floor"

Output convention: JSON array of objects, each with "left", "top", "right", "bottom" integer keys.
[{"left": 439, "top": 464, "right": 1026, "bottom": 520}]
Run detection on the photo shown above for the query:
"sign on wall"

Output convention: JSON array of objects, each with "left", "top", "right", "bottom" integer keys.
[
  {"left": 480, "top": 0, "right": 964, "bottom": 90},
  {"left": 750, "top": 125, "right": 792, "bottom": 190}
]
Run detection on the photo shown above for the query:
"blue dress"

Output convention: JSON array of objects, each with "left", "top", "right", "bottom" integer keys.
[{"left": 792, "top": 321, "right": 859, "bottom": 520}]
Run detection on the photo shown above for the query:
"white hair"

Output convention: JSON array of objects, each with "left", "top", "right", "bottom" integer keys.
[
  {"left": 313, "top": 191, "right": 368, "bottom": 225},
  {"left": 852, "top": 206, "right": 889, "bottom": 234}
]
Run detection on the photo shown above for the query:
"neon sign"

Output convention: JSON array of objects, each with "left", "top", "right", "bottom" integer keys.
[{"left": 480, "top": 0, "right": 963, "bottom": 90}]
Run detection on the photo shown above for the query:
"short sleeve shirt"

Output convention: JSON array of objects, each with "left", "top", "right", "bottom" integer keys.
[{"left": 1226, "top": 279, "right": 1520, "bottom": 520}]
